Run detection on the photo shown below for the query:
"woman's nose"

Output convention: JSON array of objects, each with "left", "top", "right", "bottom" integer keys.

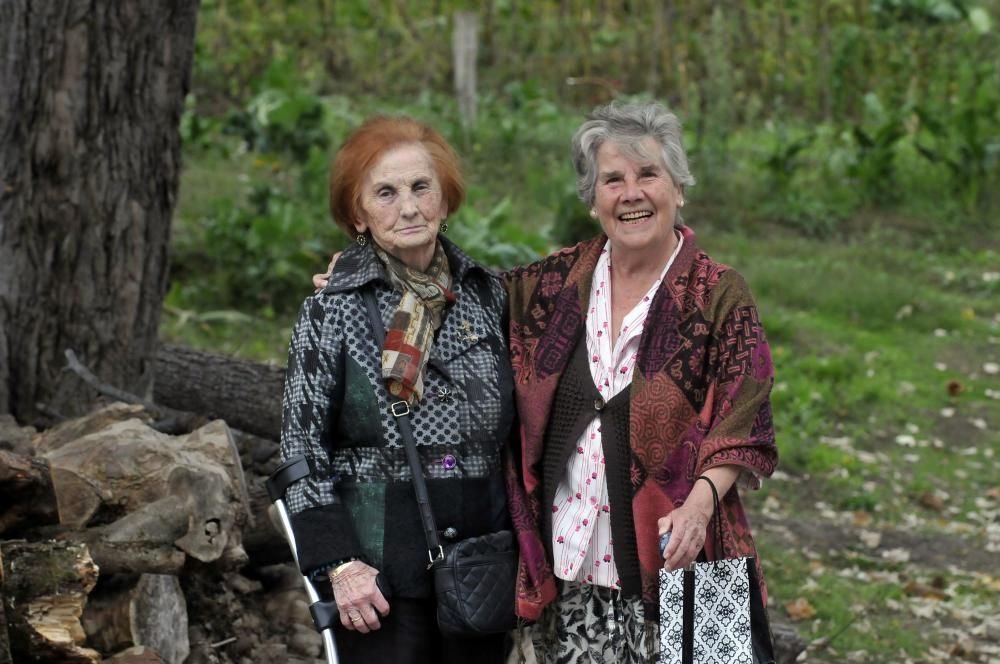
[
  {"left": 399, "top": 192, "right": 419, "bottom": 218},
  {"left": 622, "top": 177, "right": 643, "bottom": 201}
]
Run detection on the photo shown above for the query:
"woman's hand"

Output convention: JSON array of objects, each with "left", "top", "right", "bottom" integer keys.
[
  {"left": 329, "top": 561, "right": 390, "bottom": 633},
  {"left": 657, "top": 501, "right": 711, "bottom": 571},
  {"left": 657, "top": 466, "right": 741, "bottom": 571},
  {"left": 312, "top": 253, "right": 341, "bottom": 290}
]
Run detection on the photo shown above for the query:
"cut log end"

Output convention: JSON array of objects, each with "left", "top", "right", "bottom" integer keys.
[{"left": 0, "top": 541, "right": 100, "bottom": 663}]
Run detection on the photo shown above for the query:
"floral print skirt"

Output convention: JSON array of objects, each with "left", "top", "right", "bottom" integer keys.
[{"left": 517, "top": 580, "right": 658, "bottom": 664}]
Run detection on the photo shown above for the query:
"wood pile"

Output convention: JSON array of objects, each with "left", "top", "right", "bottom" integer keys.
[{"left": 0, "top": 403, "right": 314, "bottom": 663}]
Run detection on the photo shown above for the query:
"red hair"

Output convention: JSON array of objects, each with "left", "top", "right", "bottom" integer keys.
[{"left": 329, "top": 116, "right": 465, "bottom": 237}]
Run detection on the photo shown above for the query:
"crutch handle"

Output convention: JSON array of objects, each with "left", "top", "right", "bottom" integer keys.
[{"left": 266, "top": 454, "right": 310, "bottom": 502}]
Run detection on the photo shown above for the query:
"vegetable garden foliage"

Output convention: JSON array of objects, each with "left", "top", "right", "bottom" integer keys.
[{"left": 173, "top": 0, "right": 999, "bottom": 324}]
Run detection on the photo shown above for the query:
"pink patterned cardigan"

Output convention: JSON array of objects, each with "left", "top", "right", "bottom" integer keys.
[{"left": 502, "top": 225, "right": 778, "bottom": 620}]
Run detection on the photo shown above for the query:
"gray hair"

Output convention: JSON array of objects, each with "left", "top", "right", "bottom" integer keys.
[{"left": 572, "top": 102, "right": 695, "bottom": 214}]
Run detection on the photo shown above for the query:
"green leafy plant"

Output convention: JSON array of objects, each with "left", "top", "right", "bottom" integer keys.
[
  {"left": 225, "top": 85, "right": 329, "bottom": 161},
  {"left": 914, "top": 54, "right": 1000, "bottom": 211},
  {"left": 847, "top": 94, "right": 909, "bottom": 205}
]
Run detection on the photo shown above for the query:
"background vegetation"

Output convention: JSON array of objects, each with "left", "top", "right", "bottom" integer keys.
[{"left": 168, "top": 1, "right": 999, "bottom": 660}]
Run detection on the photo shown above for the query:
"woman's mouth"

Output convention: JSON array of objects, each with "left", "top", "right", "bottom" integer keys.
[{"left": 618, "top": 210, "right": 653, "bottom": 223}]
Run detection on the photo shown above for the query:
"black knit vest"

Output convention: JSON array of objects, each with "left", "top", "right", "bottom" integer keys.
[{"left": 540, "top": 335, "right": 641, "bottom": 597}]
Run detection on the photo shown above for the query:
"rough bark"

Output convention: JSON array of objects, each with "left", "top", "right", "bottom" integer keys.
[
  {"left": 82, "top": 573, "right": 188, "bottom": 664},
  {"left": 0, "top": 0, "right": 200, "bottom": 424},
  {"left": 0, "top": 540, "right": 100, "bottom": 663},
  {"left": 154, "top": 343, "right": 285, "bottom": 440}
]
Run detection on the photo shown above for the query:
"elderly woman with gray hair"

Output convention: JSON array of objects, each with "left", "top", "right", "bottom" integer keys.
[
  {"left": 312, "top": 102, "right": 777, "bottom": 662},
  {"left": 502, "top": 101, "right": 777, "bottom": 662}
]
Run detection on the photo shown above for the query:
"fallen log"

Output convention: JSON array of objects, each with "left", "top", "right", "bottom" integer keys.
[
  {"left": 82, "top": 573, "right": 188, "bottom": 664},
  {"left": 0, "top": 449, "right": 59, "bottom": 534},
  {"left": 0, "top": 540, "right": 100, "bottom": 663},
  {"left": 63, "top": 350, "right": 206, "bottom": 436},
  {"left": 154, "top": 343, "right": 284, "bottom": 440}
]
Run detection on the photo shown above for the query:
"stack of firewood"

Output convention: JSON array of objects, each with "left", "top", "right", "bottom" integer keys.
[{"left": 0, "top": 403, "right": 295, "bottom": 663}]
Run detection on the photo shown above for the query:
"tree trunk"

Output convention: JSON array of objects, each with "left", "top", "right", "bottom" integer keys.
[
  {"left": 0, "top": 540, "right": 100, "bottom": 663},
  {"left": 0, "top": 0, "right": 200, "bottom": 424},
  {"left": 154, "top": 344, "right": 285, "bottom": 440}
]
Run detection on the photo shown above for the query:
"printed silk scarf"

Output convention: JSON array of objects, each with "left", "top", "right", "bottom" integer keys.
[{"left": 373, "top": 241, "right": 456, "bottom": 405}]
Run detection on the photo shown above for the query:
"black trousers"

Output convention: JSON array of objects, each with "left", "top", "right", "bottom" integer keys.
[{"left": 332, "top": 597, "right": 507, "bottom": 664}]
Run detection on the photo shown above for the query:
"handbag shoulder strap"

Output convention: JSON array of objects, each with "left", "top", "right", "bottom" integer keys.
[{"left": 362, "top": 288, "right": 444, "bottom": 567}]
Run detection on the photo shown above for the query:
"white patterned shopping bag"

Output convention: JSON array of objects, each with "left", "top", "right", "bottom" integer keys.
[{"left": 657, "top": 557, "right": 758, "bottom": 664}]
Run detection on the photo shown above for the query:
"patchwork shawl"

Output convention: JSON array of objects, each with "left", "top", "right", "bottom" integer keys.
[{"left": 502, "top": 226, "right": 778, "bottom": 620}]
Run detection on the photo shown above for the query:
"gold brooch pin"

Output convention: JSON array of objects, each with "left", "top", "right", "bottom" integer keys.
[{"left": 459, "top": 320, "right": 479, "bottom": 344}]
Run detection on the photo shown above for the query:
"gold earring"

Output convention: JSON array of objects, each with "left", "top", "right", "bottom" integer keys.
[
  {"left": 356, "top": 234, "right": 367, "bottom": 246},
  {"left": 441, "top": 221, "right": 449, "bottom": 233},
  {"left": 589, "top": 209, "right": 598, "bottom": 218}
]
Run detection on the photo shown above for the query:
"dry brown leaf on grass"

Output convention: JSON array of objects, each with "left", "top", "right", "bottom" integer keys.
[
  {"left": 784, "top": 598, "right": 818, "bottom": 621},
  {"left": 852, "top": 510, "right": 873, "bottom": 527},
  {"left": 903, "top": 580, "right": 950, "bottom": 601},
  {"left": 948, "top": 639, "right": 978, "bottom": 658},
  {"left": 917, "top": 491, "right": 946, "bottom": 511}
]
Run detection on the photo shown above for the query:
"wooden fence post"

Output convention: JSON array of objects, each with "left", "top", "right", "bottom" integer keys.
[{"left": 453, "top": 11, "right": 479, "bottom": 132}]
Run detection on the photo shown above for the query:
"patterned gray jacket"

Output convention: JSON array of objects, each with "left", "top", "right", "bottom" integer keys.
[{"left": 280, "top": 237, "right": 514, "bottom": 597}]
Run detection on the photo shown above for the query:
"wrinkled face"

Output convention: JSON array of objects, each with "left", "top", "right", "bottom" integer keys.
[
  {"left": 355, "top": 143, "right": 447, "bottom": 270},
  {"left": 592, "top": 138, "right": 682, "bottom": 257}
]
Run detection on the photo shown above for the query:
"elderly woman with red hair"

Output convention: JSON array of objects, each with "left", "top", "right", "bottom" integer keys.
[{"left": 279, "top": 116, "right": 513, "bottom": 663}]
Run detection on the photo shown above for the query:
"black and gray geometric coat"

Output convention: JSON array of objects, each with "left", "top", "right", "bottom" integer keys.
[{"left": 280, "top": 237, "right": 515, "bottom": 598}]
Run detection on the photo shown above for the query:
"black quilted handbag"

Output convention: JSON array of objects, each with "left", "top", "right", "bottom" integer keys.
[
  {"left": 433, "top": 530, "right": 518, "bottom": 637},
  {"left": 362, "top": 290, "right": 517, "bottom": 637}
]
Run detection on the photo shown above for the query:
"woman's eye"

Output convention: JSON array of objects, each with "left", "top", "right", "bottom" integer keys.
[
  {"left": 377, "top": 188, "right": 395, "bottom": 199},
  {"left": 413, "top": 181, "right": 429, "bottom": 192}
]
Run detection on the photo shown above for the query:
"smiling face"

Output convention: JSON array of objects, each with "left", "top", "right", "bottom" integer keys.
[
  {"left": 355, "top": 143, "right": 447, "bottom": 271},
  {"left": 592, "top": 137, "right": 683, "bottom": 261}
]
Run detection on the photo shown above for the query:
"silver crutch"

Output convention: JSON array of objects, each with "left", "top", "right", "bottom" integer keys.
[{"left": 266, "top": 454, "right": 340, "bottom": 664}]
